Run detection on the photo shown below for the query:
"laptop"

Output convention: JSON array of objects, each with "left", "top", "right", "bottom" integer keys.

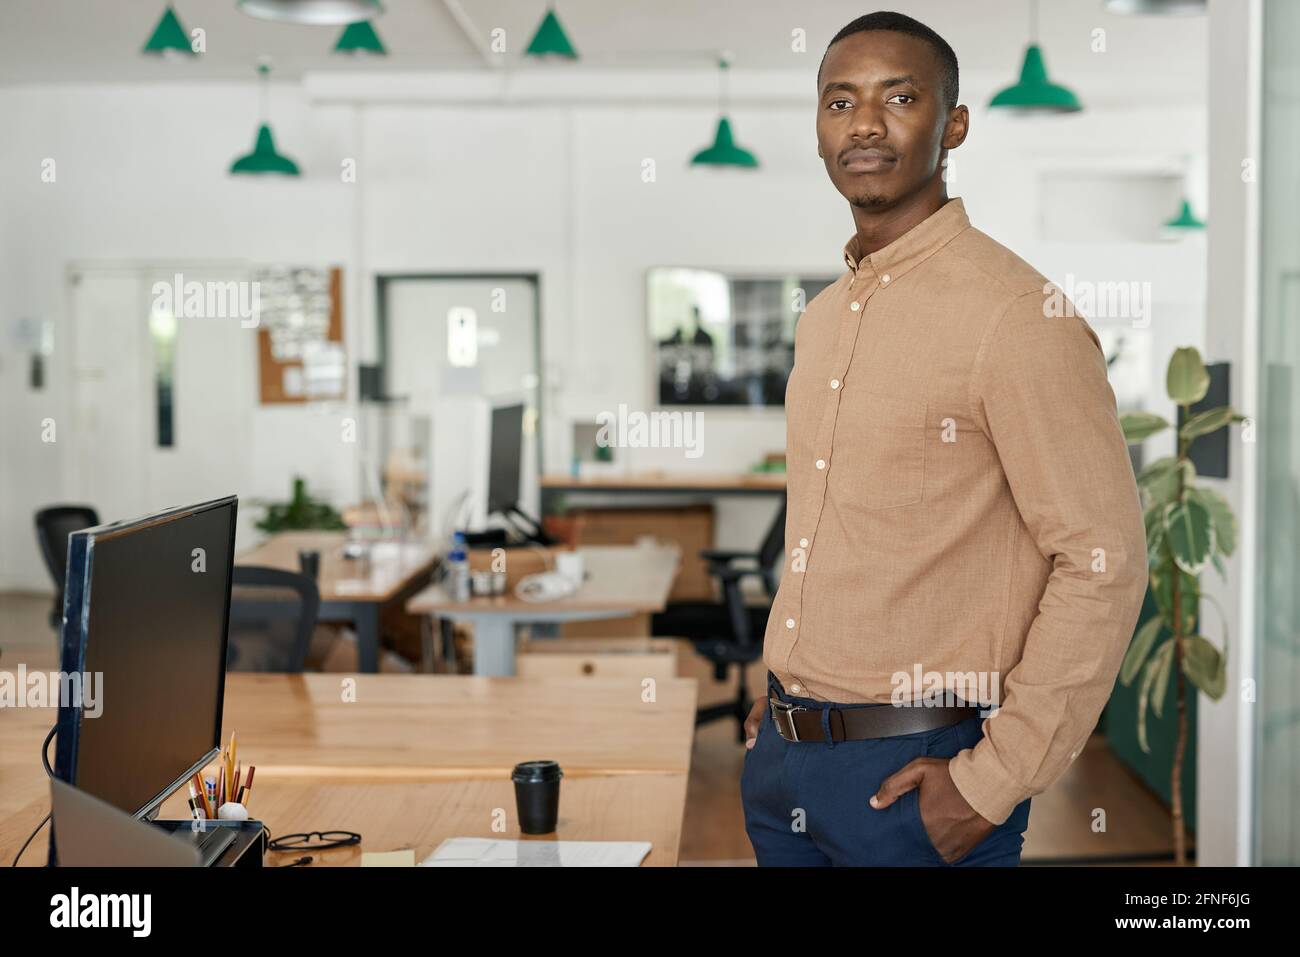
[{"left": 50, "top": 777, "right": 203, "bottom": 867}]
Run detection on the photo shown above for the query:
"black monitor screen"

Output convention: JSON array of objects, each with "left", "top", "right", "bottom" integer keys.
[
  {"left": 488, "top": 404, "right": 524, "bottom": 514},
  {"left": 55, "top": 497, "right": 236, "bottom": 817}
]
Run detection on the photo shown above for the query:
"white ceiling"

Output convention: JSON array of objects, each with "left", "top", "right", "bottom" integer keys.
[{"left": 0, "top": 0, "right": 1207, "bottom": 99}]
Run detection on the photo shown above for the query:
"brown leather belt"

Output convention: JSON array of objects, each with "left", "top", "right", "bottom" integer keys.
[{"left": 768, "top": 691, "right": 979, "bottom": 743}]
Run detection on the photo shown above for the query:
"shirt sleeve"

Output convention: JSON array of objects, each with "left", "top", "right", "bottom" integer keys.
[{"left": 947, "top": 289, "right": 1149, "bottom": 826}]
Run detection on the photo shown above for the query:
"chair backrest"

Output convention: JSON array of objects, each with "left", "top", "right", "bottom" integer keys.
[
  {"left": 227, "top": 565, "right": 320, "bottom": 673},
  {"left": 756, "top": 500, "right": 787, "bottom": 597},
  {"left": 34, "top": 505, "right": 100, "bottom": 592}
]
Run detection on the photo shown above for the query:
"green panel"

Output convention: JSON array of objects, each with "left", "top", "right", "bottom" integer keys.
[{"left": 1104, "top": 586, "right": 1197, "bottom": 833}]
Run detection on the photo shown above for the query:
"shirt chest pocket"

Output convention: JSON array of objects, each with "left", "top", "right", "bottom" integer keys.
[{"left": 832, "top": 391, "right": 928, "bottom": 509}]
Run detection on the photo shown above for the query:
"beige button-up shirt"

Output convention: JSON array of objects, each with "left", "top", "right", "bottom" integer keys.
[{"left": 764, "top": 196, "right": 1148, "bottom": 825}]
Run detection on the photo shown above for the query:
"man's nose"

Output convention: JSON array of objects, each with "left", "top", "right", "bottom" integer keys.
[{"left": 849, "top": 102, "right": 887, "bottom": 141}]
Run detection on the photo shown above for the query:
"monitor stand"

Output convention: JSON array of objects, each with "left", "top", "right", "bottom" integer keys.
[
  {"left": 501, "top": 504, "right": 555, "bottom": 546},
  {"left": 152, "top": 819, "right": 267, "bottom": 867}
]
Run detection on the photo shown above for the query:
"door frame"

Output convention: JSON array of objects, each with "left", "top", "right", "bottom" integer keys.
[{"left": 373, "top": 271, "right": 545, "bottom": 521}]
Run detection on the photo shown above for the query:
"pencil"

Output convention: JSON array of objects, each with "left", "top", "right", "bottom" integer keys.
[
  {"left": 191, "top": 774, "right": 212, "bottom": 819},
  {"left": 242, "top": 766, "right": 255, "bottom": 810}
]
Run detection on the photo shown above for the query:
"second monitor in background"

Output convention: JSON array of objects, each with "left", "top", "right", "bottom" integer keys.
[{"left": 485, "top": 403, "right": 552, "bottom": 546}]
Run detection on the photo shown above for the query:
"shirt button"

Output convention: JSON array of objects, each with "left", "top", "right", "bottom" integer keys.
[
  {"left": 815, "top": 459, "right": 826, "bottom": 470},
  {"left": 881, "top": 274, "right": 891, "bottom": 284},
  {"left": 799, "top": 538, "right": 808, "bottom": 548},
  {"left": 791, "top": 684, "right": 802, "bottom": 694},
  {"left": 830, "top": 378, "right": 840, "bottom": 390},
  {"left": 785, "top": 618, "right": 795, "bottom": 629},
  {"left": 849, "top": 301, "right": 860, "bottom": 311}
]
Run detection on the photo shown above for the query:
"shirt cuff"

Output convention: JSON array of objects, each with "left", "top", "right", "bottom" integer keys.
[{"left": 946, "top": 737, "right": 1033, "bottom": 827}]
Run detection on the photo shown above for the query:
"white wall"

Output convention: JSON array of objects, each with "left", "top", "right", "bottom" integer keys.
[{"left": 0, "top": 66, "right": 1206, "bottom": 590}]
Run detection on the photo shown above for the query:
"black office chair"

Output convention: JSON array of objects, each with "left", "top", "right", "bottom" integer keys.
[
  {"left": 227, "top": 566, "right": 321, "bottom": 673},
  {"left": 652, "top": 501, "right": 786, "bottom": 742},
  {"left": 35, "top": 505, "right": 101, "bottom": 630}
]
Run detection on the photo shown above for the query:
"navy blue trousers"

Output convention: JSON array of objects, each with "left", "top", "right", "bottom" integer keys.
[{"left": 742, "top": 674, "right": 1032, "bottom": 866}]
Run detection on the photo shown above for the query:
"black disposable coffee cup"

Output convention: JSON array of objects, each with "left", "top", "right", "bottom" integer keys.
[
  {"left": 511, "top": 760, "right": 563, "bottom": 834},
  {"left": 298, "top": 549, "right": 321, "bottom": 580}
]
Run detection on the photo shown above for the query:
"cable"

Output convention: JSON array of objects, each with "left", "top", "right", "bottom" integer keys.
[{"left": 11, "top": 724, "right": 58, "bottom": 867}]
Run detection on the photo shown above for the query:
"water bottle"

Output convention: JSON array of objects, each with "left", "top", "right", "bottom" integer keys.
[{"left": 447, "top": 532, "right": 471, "bottom": 602}]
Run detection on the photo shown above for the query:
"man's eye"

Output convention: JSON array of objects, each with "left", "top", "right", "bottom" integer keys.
[
  {"left": 887, "top": 94, "right": 915, "bottom": 104},
  {"left": 828, "top": 99, "right": 851, "bottom": 110}
]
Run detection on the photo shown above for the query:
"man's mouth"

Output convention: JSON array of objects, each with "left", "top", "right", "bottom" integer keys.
[{"left": 840, "top": 147, "right": 897, "bottom": 173}]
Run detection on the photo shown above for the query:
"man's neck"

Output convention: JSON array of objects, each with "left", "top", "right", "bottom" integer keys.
[{"left": 850, "top": 184, "right": 949, "bottom": 258}]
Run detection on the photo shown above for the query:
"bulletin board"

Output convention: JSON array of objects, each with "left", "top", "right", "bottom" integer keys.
[{"left": 258, "top": 266, "right": 346, "bottom": 404}]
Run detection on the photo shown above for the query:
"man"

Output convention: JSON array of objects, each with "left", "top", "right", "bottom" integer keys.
[{"left": 740, "top": 11, "right": 1149, "bottom": 866}]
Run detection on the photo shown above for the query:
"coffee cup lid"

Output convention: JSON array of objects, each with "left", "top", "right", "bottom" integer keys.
[{"left": 511, "top": 760, "right": 563, "bottom": 783}]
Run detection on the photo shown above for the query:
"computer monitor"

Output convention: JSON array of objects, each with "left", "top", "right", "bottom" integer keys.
[
  {"left": 482, "top": 403, "right": 552, "bottom": 546},
  {"left": 487, "top": 403, "right": 524, "bottom": 515},
  {"left": 53, "top": 496, "right": 237, "bottom": 820}
]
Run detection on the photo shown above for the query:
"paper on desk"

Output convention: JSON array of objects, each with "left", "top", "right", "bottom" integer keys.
[{"left": 419, "top": 838, "right": 651, "bottom": 867}]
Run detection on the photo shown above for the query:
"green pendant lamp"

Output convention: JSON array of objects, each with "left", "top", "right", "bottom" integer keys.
[
  {"left": 1163, "top": 198, "right": 1206, "bottom": 231},
  {"left": 143, "top": 4, "right": 194, "bottom": 57},
  {"left": 230, "top": 62, "right": 301, "bottom": 176},
  {"left": 691, "top": 58, "right": 759, "bottom": 169},
  {"left": 525, "top": 5, "right": 578, "bottom": 59},
  {"left": 334, "top": 20, "right": 386, "bottom": 55},
  {"left": 990, "top": 0, "right": 1082, "bottom": 114}
]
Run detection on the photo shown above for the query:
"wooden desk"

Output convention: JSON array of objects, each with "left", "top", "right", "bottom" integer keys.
[
  {"left": 406, "top": 544, "right": 680, "bottom": 676},
  {"left": 0, "top": 674, "right": 697, "bottom": 867},
  {"left": 158, "top": 774, "right": 687, "bottom": 867},
  {"left": 542, "top": 471, "right": 786, "bottom": 509},
  {"left": 238, "top": 531, "right": 437, "bottom": 672}
]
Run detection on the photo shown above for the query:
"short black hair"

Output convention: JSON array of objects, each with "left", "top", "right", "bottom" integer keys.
[{"left": 819, "top": 11, "right": 959, "bottom": 111}]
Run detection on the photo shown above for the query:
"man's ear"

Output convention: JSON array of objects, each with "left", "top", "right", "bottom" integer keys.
[{"left": 942, "top": 105, "right": 970, "bottom": 151}]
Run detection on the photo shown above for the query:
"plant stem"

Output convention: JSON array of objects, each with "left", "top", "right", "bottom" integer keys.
[{"left": 1170, "top": 425, "right": 1188, "bottom": 865}]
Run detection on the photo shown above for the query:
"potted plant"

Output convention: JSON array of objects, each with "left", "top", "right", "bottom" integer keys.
[
  {"left": 254, "top": 476, "right": 348, "bottom": 534},
  {"left": 1118, "top": 346, "right": 1246, "bottom": 866}
]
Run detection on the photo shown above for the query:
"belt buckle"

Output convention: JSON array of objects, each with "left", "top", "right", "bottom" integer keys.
[{"left": 769, "top": 697, "right": 807, "bottom": 742}]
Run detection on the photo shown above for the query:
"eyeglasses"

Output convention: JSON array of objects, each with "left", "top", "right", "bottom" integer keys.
[{"left": 268, "top": 830, "right": 361, "bottom": 852}]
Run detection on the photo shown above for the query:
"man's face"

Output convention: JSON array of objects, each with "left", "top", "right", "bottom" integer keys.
[{"left": 816, "top": 30, "right": 962, "bottom": 209}]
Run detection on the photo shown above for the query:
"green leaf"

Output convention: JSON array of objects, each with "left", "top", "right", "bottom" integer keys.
[
  {"left": 1121, "top": 614, "right": 1164, "bottom": 686},
  {"left": 1138, "top": 457, "right": 1178, "bottom": 482},
  {"left": 1190, "top": 590, "right": 1227, "bottom": 696},
  {"left": 1188, "top": 486, "right": 1237, "bottom": 558},
  {"left": 1121, "top": 411, "right": 1171, "bottom": 443},
  {"left": 1144, "top": 504, "right": 1166, "bottom": 565},
  {"left": 1182, "top": 635, "right": 1226, "bottom": 699},
  {"left": 1164, "top": 498, "right": 1215, "bottom": 574},
  {"left": 1211, "top": 552, "right": 1226, "bottom": 580},
  {"left": 1137, "top": 639, "right": 1174, "bottom": 754},
  {"left": 1166, "top": 346, "right": 1210, "bottom": 405},
  {"left": 1137, "top": 457, "right": 1181, "bottom": 507},
  {"left": 1180, "top": 405, "right": 1236, "bottom": 441},
  {"left": 1151, "top": 637, "right": 1175, "bottom": 719}
]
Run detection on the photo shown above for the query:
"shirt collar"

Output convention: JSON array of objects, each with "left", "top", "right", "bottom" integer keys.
[{"left": 841, "top": 196, "right": 970, "bottom": 282}]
